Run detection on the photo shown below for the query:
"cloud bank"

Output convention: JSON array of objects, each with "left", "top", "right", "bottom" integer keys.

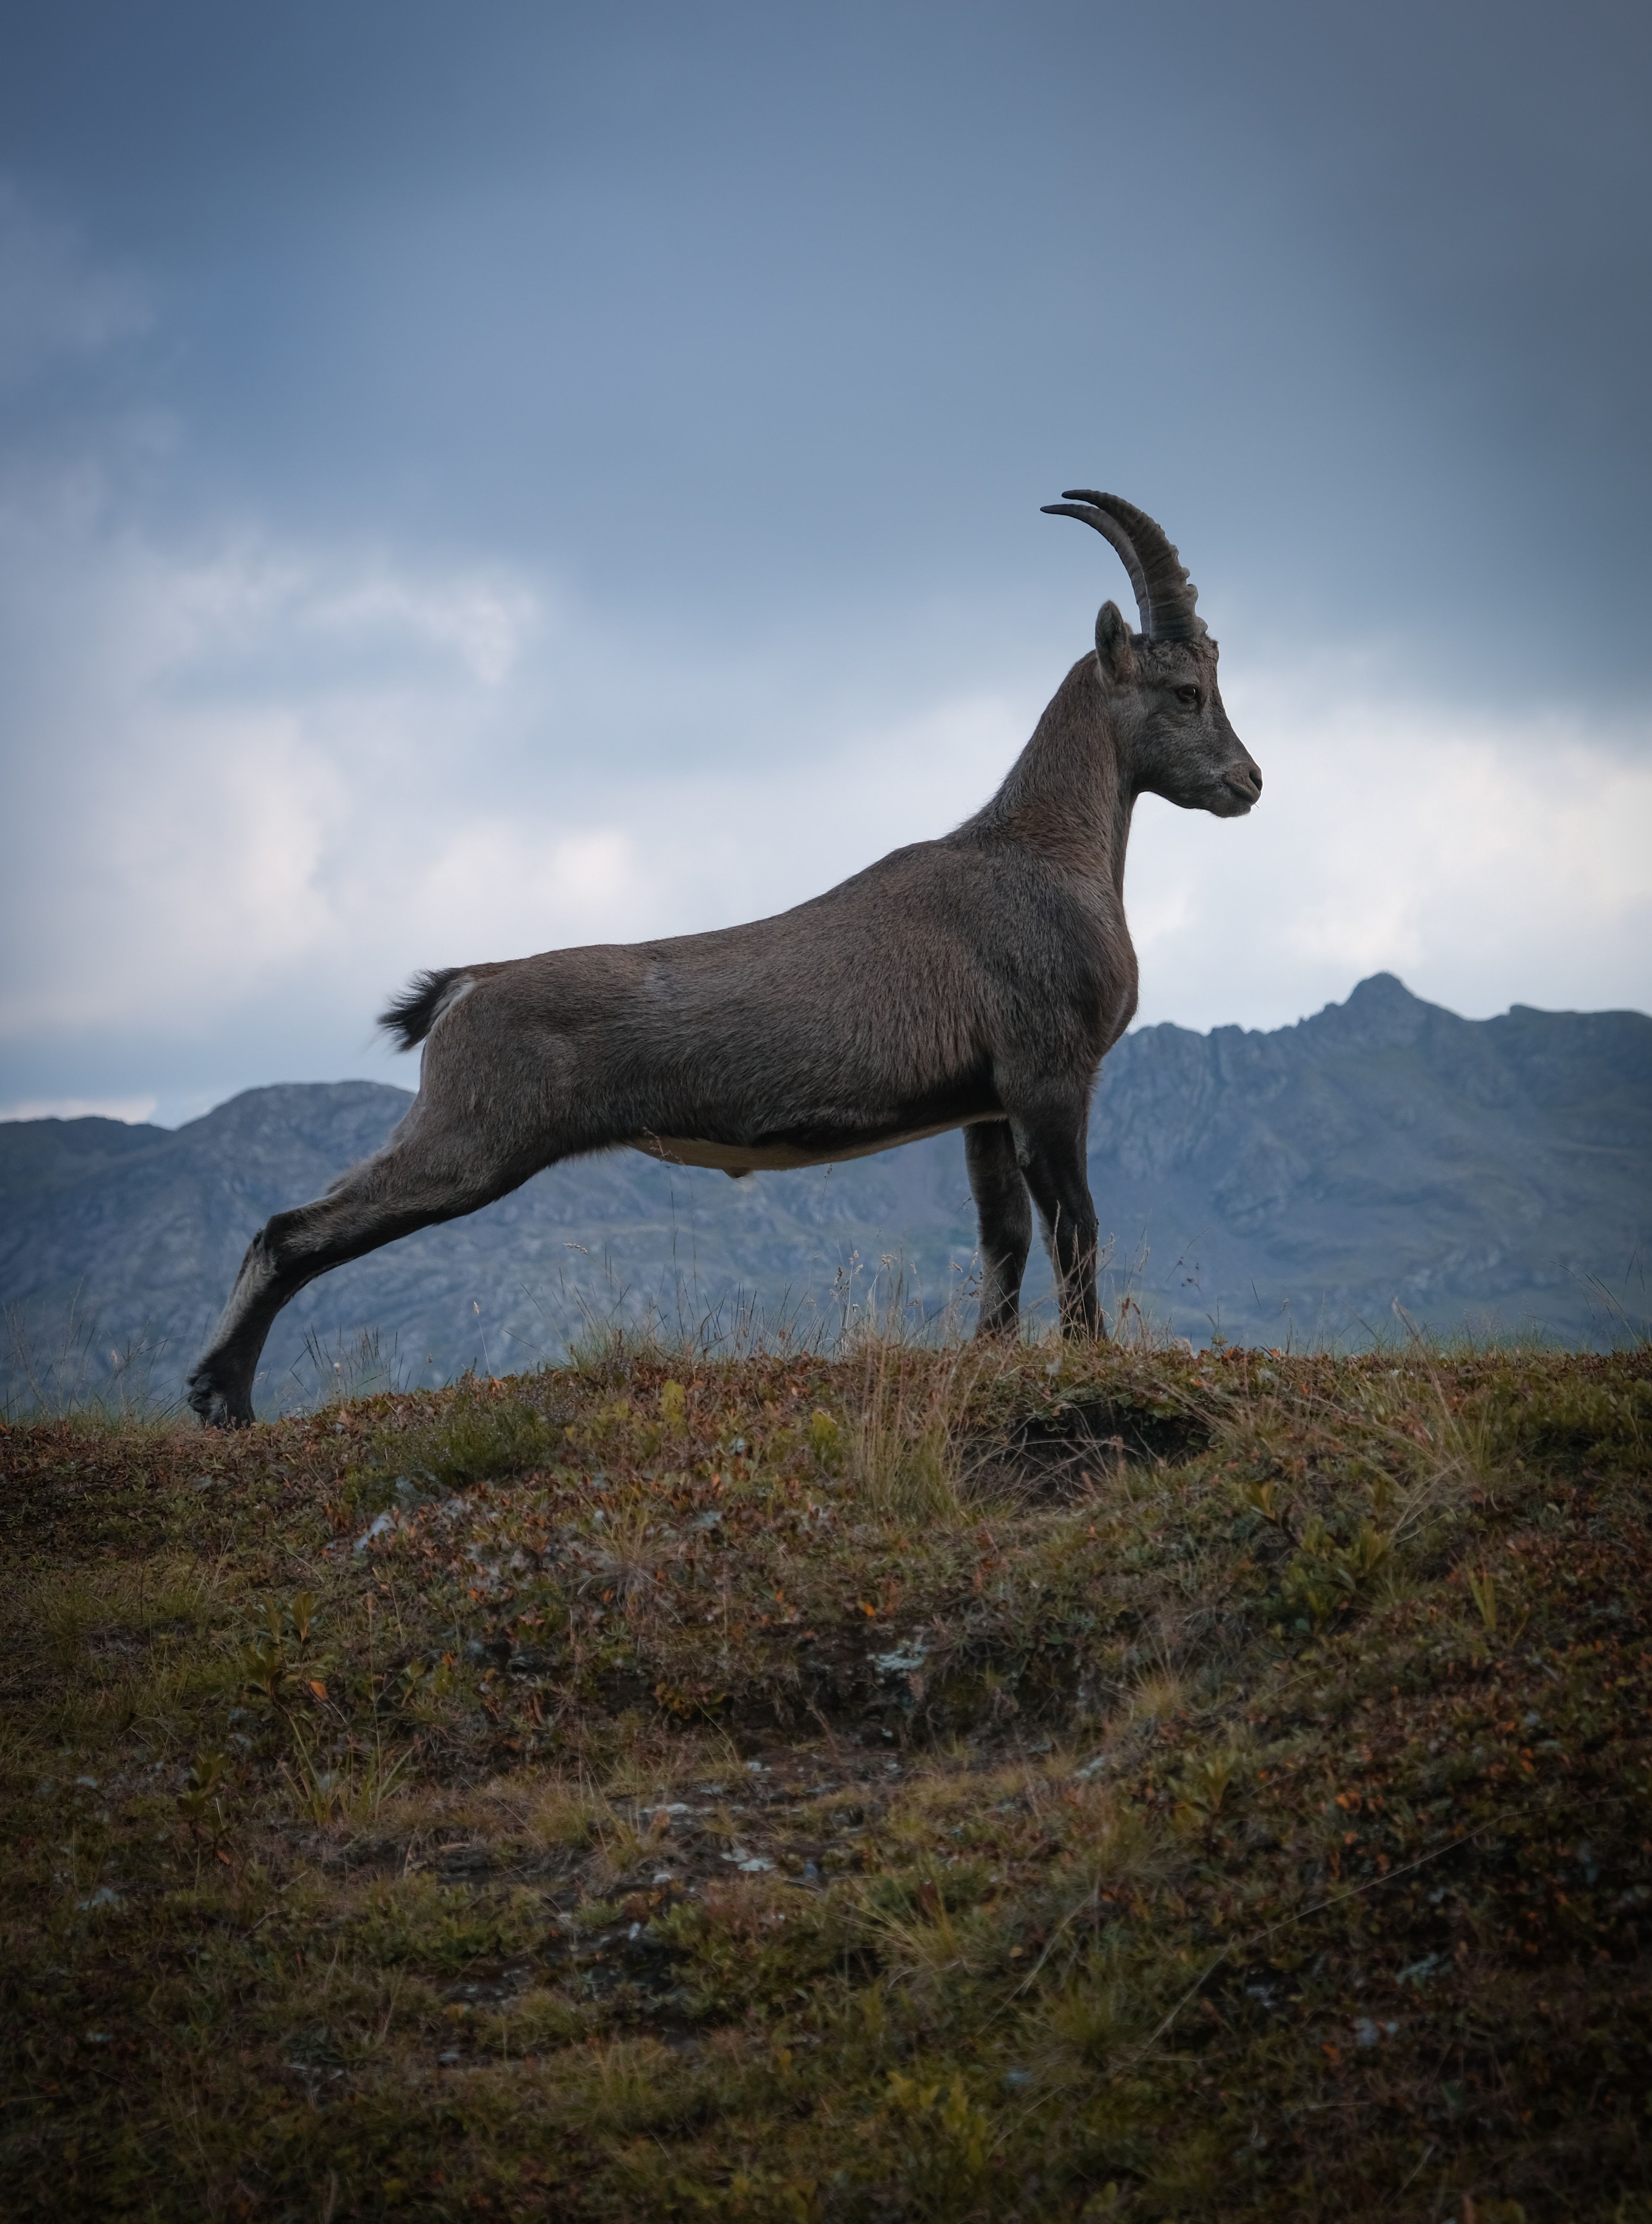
[
  {"left": 2, "top": 1, "right": 1649, "bottom": 1122},
  {"left": 4, "top": 462, "right": 1647, "bottom": 1126}
]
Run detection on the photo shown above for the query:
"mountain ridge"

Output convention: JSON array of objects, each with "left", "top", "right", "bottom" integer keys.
[{"left": 3, "top": 975, "right": 1647, "bottom": 1406}]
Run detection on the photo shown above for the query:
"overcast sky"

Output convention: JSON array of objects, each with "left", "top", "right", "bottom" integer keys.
[{"left": 3, "top": 0, "right": 1649, "bottom": 1125}]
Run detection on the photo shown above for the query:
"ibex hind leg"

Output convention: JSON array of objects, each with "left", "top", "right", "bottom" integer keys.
[
  {"left": 185, "top": 1112, "right": 544, "bottom": 1428},
  {"left": 966, "top": 1121, "right": 1033, "bottom": 1339}
]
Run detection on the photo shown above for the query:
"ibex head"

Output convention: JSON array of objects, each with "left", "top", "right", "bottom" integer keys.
[{"left": 1043, "top": 490, "right": 1262, "bottom": 819}]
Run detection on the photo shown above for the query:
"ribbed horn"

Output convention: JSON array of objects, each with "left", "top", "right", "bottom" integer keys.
[
  {"left": 1040, "top": 496, "right": 1151, "bottom": 633},
  {"left": 1041, "top": 490, "right": 1206, "bottom": 643}
]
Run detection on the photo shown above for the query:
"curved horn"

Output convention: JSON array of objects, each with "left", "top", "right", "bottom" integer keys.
[
  {"left": 1040, "top": 496, "right": 1151, "bottom": 633},
  {"left": 1042, "top": 490, "right": 1206, "bottom": 643}
]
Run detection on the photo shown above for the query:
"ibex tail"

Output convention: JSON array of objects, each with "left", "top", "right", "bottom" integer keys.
[{"left": 377, "top": 968, "right": 472, "bottom": 1051}]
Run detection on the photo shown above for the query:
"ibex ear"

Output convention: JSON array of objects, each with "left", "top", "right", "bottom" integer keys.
[{"left": 1094, "top": 600, "right": 1137, "bottom": 682}]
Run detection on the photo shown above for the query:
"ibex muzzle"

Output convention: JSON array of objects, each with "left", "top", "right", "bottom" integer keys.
[{"left": 188, "top": 493, "right": 1261, "bottom": 1425}]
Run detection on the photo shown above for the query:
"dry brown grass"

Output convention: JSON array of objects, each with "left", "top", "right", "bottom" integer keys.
[{"left": 1, "top": 1340, "right": 1649, "bottom": 2219}]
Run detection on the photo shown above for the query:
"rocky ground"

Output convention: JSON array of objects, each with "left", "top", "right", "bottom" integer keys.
[{"left": 1, "top": 1332, "right": 1649, "bottom": 2220}]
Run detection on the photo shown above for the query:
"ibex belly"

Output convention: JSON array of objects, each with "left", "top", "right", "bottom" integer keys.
[{"left": 630, "top": 1109, "right": 1002, "bottom": 1179}]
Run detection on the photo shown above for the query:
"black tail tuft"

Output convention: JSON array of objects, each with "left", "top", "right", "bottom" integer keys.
[{"left": 378, "top": 968, "right": 466, "bottom": 1052}]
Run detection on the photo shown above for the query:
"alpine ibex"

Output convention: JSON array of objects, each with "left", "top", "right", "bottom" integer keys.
[{"left": 188, "top": 493, "right": 1261, "bottom": 1426}]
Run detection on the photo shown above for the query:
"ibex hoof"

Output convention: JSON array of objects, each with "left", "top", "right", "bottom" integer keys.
[{"left": 186, "top": 1365, "right": 254, "bottom": 1430}]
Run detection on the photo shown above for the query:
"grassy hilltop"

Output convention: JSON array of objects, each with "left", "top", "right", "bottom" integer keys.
[{"left": 2, "top": 1336, "right": 1649, "bottom": 2221}]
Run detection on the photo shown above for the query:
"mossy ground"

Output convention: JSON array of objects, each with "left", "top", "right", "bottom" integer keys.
[{"left": 2, "top": 1336, "right": 1649, "bottom": 2221}]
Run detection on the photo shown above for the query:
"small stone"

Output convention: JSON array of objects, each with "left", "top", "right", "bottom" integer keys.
[{"left": 352, "top": 1511, "right": 395, "bottom": 1553}]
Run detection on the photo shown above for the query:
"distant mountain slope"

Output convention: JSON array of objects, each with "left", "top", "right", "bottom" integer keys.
[
  {"left": 3, "top": 976, "right": 1646, "bottom": 1408},
  {"left": 1092, "top": 975, "right": 1650, "bottom": 1343}
]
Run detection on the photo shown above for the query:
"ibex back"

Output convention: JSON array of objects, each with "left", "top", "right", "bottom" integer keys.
[{"left": 188, "top": 493, "right": 1261, "bottom": 1426}]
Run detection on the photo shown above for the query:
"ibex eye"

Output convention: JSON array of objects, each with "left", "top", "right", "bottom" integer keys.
[{"left": 1177, "top": 685, "right": 1200, "bottom": 708}]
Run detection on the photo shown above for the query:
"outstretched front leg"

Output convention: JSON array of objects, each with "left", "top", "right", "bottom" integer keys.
[
  {"left": 966, "top": 1120, "right": 1033, "bottom": 1339},
  {"left": 1006, "top": 1087, "right": 1102, "bottom": 1339}
]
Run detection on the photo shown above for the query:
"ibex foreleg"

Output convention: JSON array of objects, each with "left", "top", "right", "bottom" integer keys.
[{"left": 1009, "top": 1091, "right": 1102, "bottom": 1338}]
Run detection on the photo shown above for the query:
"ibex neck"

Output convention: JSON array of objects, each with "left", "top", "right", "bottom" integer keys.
[{"left": 971, "top": 654, "right": 1134, "bottom": 892}]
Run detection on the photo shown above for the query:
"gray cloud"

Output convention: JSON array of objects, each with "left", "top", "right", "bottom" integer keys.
[
  {"left": 2, "top": 0, "right": 1648, "bottom": 1122},
  {"left": 5, "top": 3, "right": 1648, "bottom": 659},
  {"left": 0, "top": 189, "right": 150, "bottom": 388}
]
